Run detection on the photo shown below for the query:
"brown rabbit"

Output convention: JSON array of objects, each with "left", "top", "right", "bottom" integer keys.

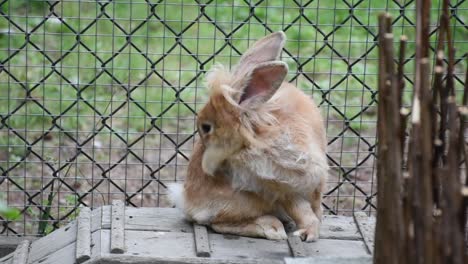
[{"left": 169, "top": 31, "right": 328, "bottom": 242}]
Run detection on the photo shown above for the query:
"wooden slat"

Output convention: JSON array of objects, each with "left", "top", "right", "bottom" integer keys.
[
  {"left": 193, "top": 224, "right": 211, "bottom": 257},
  {"left": 353, "top": 212, "right": 375, "bottom": 254},
  {"left": 102, "top": 230, "right": 197, "bottom": 259},
  {"left": 287, "top": 236, "right": 306, "bottom": 257},
  {"left": 0, "top": 236, "right": 36, "bottom": 259},
  {"left": 102, "top": 207, "right": 192, "bottom": 232},
  {"left": 209, "top": 233, "right": 290, "bottom": 260},
  {"left": 11, "top": 240, "right": 29, "bottom": 264},
  {"left": 320, "top": 215, "right": 361, "bottom": 240},
  {"left": 0, "top": 253, "right": 13, "bottom": 264},
  {"left": 76, "top": 207, "right": 91, "bottom": 263},
  {"left": 285, "top": 256, "right": 372, "bottom": 264},
  {"left": 28, "top": 221, "right": 76, "bottom": 263},
  {"left": 302, "top": 239, "right": 370, "bottom": 257},
  {"left": 90, "top": 206, "right": 103, "bottom": 232},
  {"left": 101, "top": 205, "right": 111, "bottom": 229},
  {"left": 98, "top": 255, "right": 283, "bottom": 264},
  {"left": 110, "top": 200, "right": 125, "bottom": 254},
  {"left": 30, "top": 240, "right": 76, "bottom": 264},
  {"left": 101, "top": 207, "right": 356, "bottom": 240}
]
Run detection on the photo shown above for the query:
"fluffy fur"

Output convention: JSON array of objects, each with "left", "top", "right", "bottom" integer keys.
[{"left": 171, "top": 31, "right": 328, "bottom": 242}]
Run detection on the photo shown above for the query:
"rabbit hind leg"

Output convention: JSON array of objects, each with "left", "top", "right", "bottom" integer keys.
[{"left": 211, "top": 215, "right": 287, "bottom": 240}]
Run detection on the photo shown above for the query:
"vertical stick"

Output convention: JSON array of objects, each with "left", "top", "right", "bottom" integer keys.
[
  {"left": 374, "top": 14, "right": 405, "bottom": 264},
  {"left": 397, "top": 36, "right": 408, "bottom": 161}
]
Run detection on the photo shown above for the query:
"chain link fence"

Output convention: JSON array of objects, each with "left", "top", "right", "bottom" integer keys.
[{"left": 0, "top": 0, "right": 466, "bottom": 236}]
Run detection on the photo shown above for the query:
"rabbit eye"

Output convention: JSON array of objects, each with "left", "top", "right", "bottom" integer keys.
[{"left": 200, "top": 123, "right": 213, "bottom": 135}]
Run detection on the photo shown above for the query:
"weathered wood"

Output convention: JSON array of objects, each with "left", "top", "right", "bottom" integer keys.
[
  {"left": 28, "top": 221, "right": 76, "bottom": 263},
  {"left": 76, "top": 207, "right": 92, "bottom": 263},
  {"left": 11, "top": 240, "right": 29, "bottom": 264},
  {"left": 90, "top": 228, "right": 103, "bottom": 261},
  {"left": 320, "top": 215, "right": 360, "bottom": 240},
  {"left": 375, "top": 14, "right": 405, "bottom": 264},
  {"left": 303, "top": 239, "right": 369, "bottom": 257},
  {"left": 375, "top": 6, "right": 467, "bottom": 264},
  {"left": 110, "top": 200, "right": 125, "bottom": 254},
  {"left": 101, "top": 205, "right": 111, "bottom": 229},
  {"left": 0, "top": 204, "right": 377, "bottom": 264},
  {"left": 397, "top": 35, "right": 408, "bottom": 160},
  {"left": 193, "top": 224, "right": 211, "bottom": 257},
  {"left": 0, "top": 254, "right": 12, "bottom": 264},
  {"left": 353, "top": 212, "right": 375, "bottom": 254},
  {"left": 101, "top": 208, "right": 356, "bottom": 240},
  {"left": 102, "top": 207, "right": 192, "bottom": 232},
  {"left": 209, "top": 233, "right": 290, "bottom": 260},
  {"left": 287, "top": 236, "right": 306, "bottom": 257},
  {"left": 91, "top": 206, "right": 103, "bottom": 232},
  {"left": 97, "top": 255, "right": 284, "bottom": 264},
  {"left": 30, "top": 240, "right": 76, "bottom": 264},
  {"left": 284, "top": 256, "right": 372, "bottom": 264},
  {"left": 413, "top": 57, "right": 434, "bottom": 264},
  {"left": 0, "top": 236, "right": 36, "bottom": 258},
  {"left": 104, "top": 229, "right": 197, "bottom": 259}
]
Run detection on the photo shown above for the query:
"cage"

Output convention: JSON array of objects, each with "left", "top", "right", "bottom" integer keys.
[{"left": 0, "top": 0, "right": 466, "bottom": 241}]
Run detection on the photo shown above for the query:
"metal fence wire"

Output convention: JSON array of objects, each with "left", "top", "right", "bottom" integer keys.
[{"left": 0, "top": 0, "right": 466, "bottom": 236}]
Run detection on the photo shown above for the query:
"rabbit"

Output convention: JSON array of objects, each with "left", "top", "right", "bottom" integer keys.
[{"left": 169, "top": 31, "right": 328, "bottom": 242}]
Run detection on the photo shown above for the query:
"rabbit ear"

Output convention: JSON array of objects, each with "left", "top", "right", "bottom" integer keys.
[
  {"left": 233, "top": 31, "right": 286, "bottom": 77},
  {"left": 239, "top": 61, "right": 288, "bottom": 105}
]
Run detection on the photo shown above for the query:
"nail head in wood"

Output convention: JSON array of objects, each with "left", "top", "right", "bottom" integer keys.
[
  {"left": 287, "top": 236, "right": 307, "bottom": 258},
  {"left": 12, "top": 240, "right": 30, "bottom": 264},
  {"left": 193, "top": 224, "right": 211, "bottom": 257},
  {"left": 110, "top": 200, "right": 125, "bottom": 254},
  {"left": 76, "top": 207, "right": 92, "bottom": 263}
]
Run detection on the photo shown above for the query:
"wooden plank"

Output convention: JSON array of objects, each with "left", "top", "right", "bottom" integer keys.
[
  {"left": 303, "top": 239, "right": 370, "bottom": 257},
  {"left": 353, "top": 212, "right": 375, "bottom": 255},
  {"left": 287, "top": 236, "right": 306, "bottom": 257},
  {"left": 125, "top": 230, "right": 195, "bottom": 258},
  {"left": 98, "top": 255, "right": 283, "bottom": 264},
  {"left": 193, "top": 224, "right": 211, "bottom": 257},
  {"left": 0, "top": 253, "right": 13, "bottom": 264},
  {"left": 0, "top": 236, "right": 36, "bottom": 258},
  {"left": 90, "top": 229, "right": 104, "bottom": 260},
  {"left": 284, "top": 256, "right": 372, "bottom": 264},
  {"left": 76, "top": 207, "right": 91, "bottom": 263},
  {"left": 101, "top": 207, "right": 192, "bottom": 233},
  {"left": 105, "top": 230, "right": 197, "bottom": 259},
  {"left": 28, "top": 221, "right": 76, "bottom": 263},
  {"left": 320, "top": 215, "right": 361, "bottom": 240},
  {"left": 100, "top": 205, "right": 111, "bottom": 229},
  {"left": 11, "top": 240, "right": 29, "bottom": 264},
  {"left": 29, "top": 240, "right": 75, "bottom": 264},
  {"left": 209, "top": 233, "right": 290, "bottom": 260},
  {"left": 102, "top": 207, "right": 355, "bottom": 239},
  {"left": 110, "top": 200, "right": 125, "bottom": 254},
  {"left": 90, "top": 206, "right": 103, "bottom": 232}
]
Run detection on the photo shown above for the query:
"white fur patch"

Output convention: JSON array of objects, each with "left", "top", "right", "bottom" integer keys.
[
  {"left": 167, "top": 183, "right": 185, "bottom": 210},
  {"left": 189, "top": 207, "right": 218, "bottom": 225}
]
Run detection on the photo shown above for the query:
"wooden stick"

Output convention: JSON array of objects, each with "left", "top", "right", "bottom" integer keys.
[
  {"left": 398, "top": 36, "right": 408, "bottom": 163},
  {"left": 374, "top": 14, "right": 405, "bottom": 264}
]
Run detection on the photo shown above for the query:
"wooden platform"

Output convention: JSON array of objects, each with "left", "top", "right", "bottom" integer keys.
[{"left": 0, "top": 201, "right": 375, "bottom": 264}]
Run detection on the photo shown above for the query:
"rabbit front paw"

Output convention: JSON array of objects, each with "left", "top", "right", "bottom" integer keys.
[
  {"left": 255, "top": 215, "right": 288, "bottom": 240},
  {"left": 293, "top": 225, "right": 319, "bottom": 242},
  {"left": 262, "top": 225, "right": 288, "bottom": 240}
]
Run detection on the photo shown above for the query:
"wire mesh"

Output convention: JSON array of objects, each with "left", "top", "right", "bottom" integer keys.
[{"left": 0, "top": 0, "right": 466, "bottom": 236}]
